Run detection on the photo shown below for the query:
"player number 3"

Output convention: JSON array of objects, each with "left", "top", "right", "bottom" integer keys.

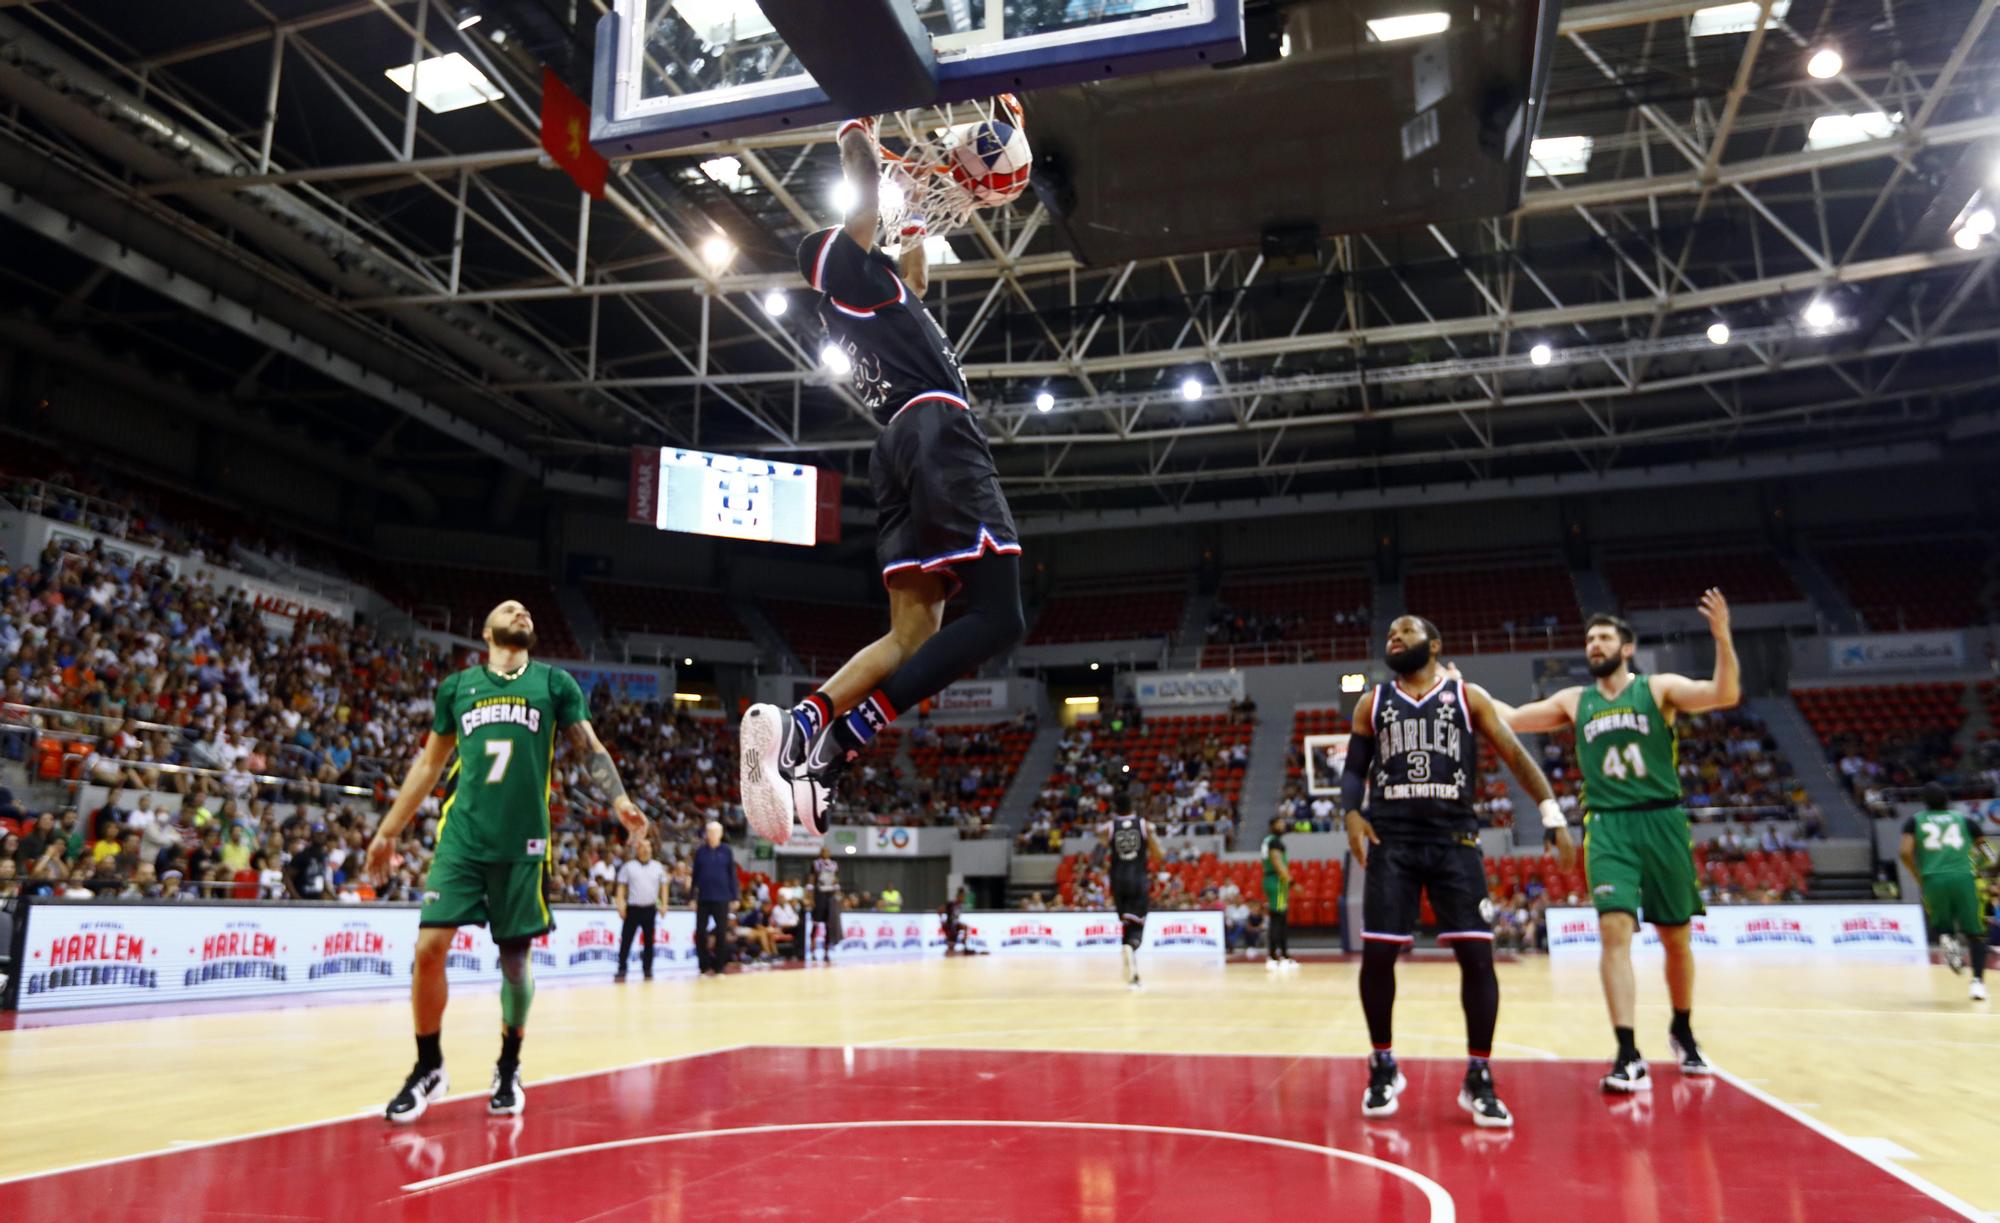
[
  {"left": 1600, "top": 742, "right": 1647, "bottom": 780},
  {"left": 483, "top": 740, "right": 514, "bottom": 784}
]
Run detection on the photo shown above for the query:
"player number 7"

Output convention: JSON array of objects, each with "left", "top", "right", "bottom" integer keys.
[{"left": 483, "top": 740, "right": 513, "bottom": 784}]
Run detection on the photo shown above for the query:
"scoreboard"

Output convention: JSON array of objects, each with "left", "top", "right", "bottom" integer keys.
[{"left": 628, "top": 446, "right": 842, "bottom": 546}]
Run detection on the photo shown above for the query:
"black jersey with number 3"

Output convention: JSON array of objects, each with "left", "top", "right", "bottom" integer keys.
[
  {"left": 803, "top": 227, "right": 967, "bottom": 423},
  {"left": 1366, "top": 676, "right": 1480, "bottom": 843}
]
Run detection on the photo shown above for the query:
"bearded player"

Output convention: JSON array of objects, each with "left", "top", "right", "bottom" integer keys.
[
  {"left": 739, "top": 112, "right": 1025, "bottom": 841},
  {"left": 366, "top": 601, "right": 648, "bottom": 1121},
  {"left": 1342, "top": 615, "right": 1575, "bottom": 1128},
  {"left": 1482, "top": 592, "right": 1738, "bottom": 1092}
]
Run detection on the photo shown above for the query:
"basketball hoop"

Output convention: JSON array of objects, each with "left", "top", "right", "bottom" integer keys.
[{"left": 877, "top": 93, "right": 1031, "bottom": 249}]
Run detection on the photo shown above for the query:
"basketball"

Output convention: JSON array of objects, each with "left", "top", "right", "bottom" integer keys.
[{"left": 945, "top": 118, "right": 1032, "bottom": 208}]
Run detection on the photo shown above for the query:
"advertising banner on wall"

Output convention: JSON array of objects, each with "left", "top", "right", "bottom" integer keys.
[
  {"left": 929, "top": 680, "right": 1009, "bottom": 715},
  {"left": 1545, "top": 904, "right": 1926, "bottom": 964},
  {"left": 11, "top": 903, "right": 698, "bottom": 1011},
  {"left": 1134, "top": 670, "right": 1244, "bottom": 708},
  {"left": 1825, "top": 632, "right": 1965, "bottom": 673},
  {"left": 830, "top": 910, "right": 1224, "bottom": 963},
  {"left": 558, "top": 662, "right": 672, "bottom": 702}
]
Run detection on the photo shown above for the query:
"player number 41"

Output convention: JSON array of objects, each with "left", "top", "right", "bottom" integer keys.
[{"left": 1600, "top": 742, "right": 1648, "bottom": 780}]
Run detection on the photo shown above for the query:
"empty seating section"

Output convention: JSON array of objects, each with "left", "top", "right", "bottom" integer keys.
[
  {"left": 1603, "top": 549, "right": 1801, "bottom": 610},
  {"left": 1792, "top": 683, "right": 1967, "bottom": 785},
  {"left": 1689, "top": 843, "right": 1813, "bottom": 900},
  {"left": 762, "top": 599, "right": 887, "bottom": 671},
  {"left": 1822, "top": 540, "right": 1988, "bottom": 632},
  {"left": 586, "top": 581, "right": 747, "bottom": 640},
  {"left": 1404, "top": 562, "right": 1582, "bottom": 652},
  {"left": 394, "top": 564, "right": 581, "bottom": 658},
  {"left": 1203, "top": 570, "right": 1372, "bottom": 666},
  {"left": 1027, "top": 584, "right": 1187, "bottom": 644}
]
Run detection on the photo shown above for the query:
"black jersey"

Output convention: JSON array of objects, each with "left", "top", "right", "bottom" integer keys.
[
  {"left": 1105, "top": 815, "right": 1150, "bottom": 890},
  {"left": 1365, "top": 675, "right": 1480, "bottom": 843},
  {"left": 803, "top": 227, "right": 968, "bottom": 424}
]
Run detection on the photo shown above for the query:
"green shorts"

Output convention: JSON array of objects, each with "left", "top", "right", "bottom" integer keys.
[
  {"left": 1923, "top": 877, "right": 1985, "bottom": 937},
  {"left": 419, "top": 855, "right": 555, "bottom": 943},
  {"left": 1264, "top": 879, "right": 1288, "bottom": 914},
  {"left": 1584, "top": 806, "right": 1704, "bottom": 927}
]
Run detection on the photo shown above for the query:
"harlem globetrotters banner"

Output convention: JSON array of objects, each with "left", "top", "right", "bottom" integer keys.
[
  {"left": 7, "top": 902, "right": 700, "bottom": 1012},
  {"left": 1544, "top": 904, "right": 1926, "bottom": 964},
  {"left": 831, "top": 910, "right": 1225, "bottom": 963}
]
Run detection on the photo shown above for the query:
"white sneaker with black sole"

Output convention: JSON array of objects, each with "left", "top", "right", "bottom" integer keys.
[
  {"left": 1457, "top": 1064, "right": 1513, "bottom": 1129},
  {"left": 385, "top": 1064, "right": 448, "bottom": 1124},
  {"left": 1600, "top": 1056, "right": 1652, "bottom": 1093},
  {"left": 1362, "top": 1053, "right": 1407, "bottom": 1117},
  {"left": 737, "top": 704, "right": 796, "bottom": 843},
  {"left": 488, "top": 1064, "right": 526, "bottom": 1116}
]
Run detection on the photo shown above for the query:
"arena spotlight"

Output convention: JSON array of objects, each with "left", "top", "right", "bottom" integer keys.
[
  {"left": 1955, "top": 226, "right": 1983, "bottom": 251},
  {"left": 1529, "top": 343, "right": 1553, "bottom": 366},
  {"left": 1035, "top": 390, "right": 1056, "bottom": 413},
  {"left": 700, "top": 234, "right": 735, "bottom": 270},
  {"left": 1089, "top": 661, "right": 1101, "bottom": 671},
  {"left": 1967, "top": 207, "right": 1996, "bottom": 237},
  {"left": 821, "top": 343, "right": 852, "bottom": 375},
  {"left": 682, "top": 657, "right": 693, "bottom": 666},
  {"left": 455, "top": 7, "right": 483, "bottom": 30},
  {"left": 761, "top": 289, "right": 788, "bottom": 317},
  {"left": 1806, "top": 46, "right": 1843, "bottom": 79},
  {"left": 1802, "top": 298, "right": 1837, "bottom": 329},
  {"left": 830, "top": 178, "right": 859, "bottom": 216},
  {"left": 1179, "top": 378, "right": 1204, "bottom": 401},
  {"left": 1706, "top": 322, "right": 1731, "bottom": 345}
]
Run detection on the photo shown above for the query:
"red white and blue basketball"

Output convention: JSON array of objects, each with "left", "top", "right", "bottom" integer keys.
[{"left": 947, "top": 119, "right": 1033, "bottom": 207}]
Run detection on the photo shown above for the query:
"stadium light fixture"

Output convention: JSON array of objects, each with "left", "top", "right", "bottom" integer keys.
[
  {"left": 830, "top": 178, "right": 859, "bottom": 216},
  {"left": 383, "top": 52, "right": 502, "bottom": 114},
  {"left": 1340, "top": 672, "right": 1367, "bottom": 693},
  {"left": 761, "top": 289, "right": 788, "bottom": 317},
  {"left": 1689, "top": 0, "right": 1790, "bottom": 38},
  {"left": 1035, "top": 390, "right": 1055, "bottom": 413},
  {"left": 1526, "top": 135, "right": 1593, "bottom": 178},
  {"left": 1529, "top": 343, "right": 1553, "bottom": 366},
  {"left": 1065, "top": 695, "right": 1099, "bottom": 707},
  {"left": 700, "top": 234, "right": 735, "bottom": 270},
  {"left": 673, "top": 692, "right": 702, "bottom": 703},
  {"left": 1706, "top": 322, "right": 1731, "bottom": 345},
  {"left": 1955, "top": 226, "right": 1982, "bottom": 251},
  {"left": 1089, "top": 661, "right": 1101, "bottom": 671},
  {"left": 1806, "top": 46, "right": 1843, "bottom": 79},
  {"left": 698, "top": 155, "right": 753, "bottom": 192},
  {"left": 455, "top": 7, "right": 483, "bottom": 31},
  {"left": 821, "top": 343, "right": 852, "bottom": 375},
  {"left": 682, "top": 657, "right": 693, "bottom": 666},
  {"left": 1805, "top": 111, "right": 1899, "bottom": 151},
  {"left": 1179, "top": 378, "right": 1204, "bottom": 401},
  {"left": 1967, "top": 208, "right": 1996, "bottom": 237},
  {"left": 1365, "top": 13, "right": 1450, "bottom": 42},
  {"left": 1802, "top": 298, "right": 1837, "bottom": 329}
]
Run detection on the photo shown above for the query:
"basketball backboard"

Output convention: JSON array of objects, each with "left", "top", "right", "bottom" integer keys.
[{"left": 591, "top": 0, "right": 1244, "bottom": 156}]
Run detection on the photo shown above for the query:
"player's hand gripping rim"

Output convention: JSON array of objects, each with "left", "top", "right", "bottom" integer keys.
[{"left": 1345, "top": 810, "right": 1380, "bottom": 868}]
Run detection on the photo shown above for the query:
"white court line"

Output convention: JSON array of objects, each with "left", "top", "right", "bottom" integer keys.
[
  {"left": 398, "top": 1117, "right": 1457, "bottom": 1221},
  {"left": 843, "top": 1026, "right": 1565, "bottom": 1060},
  {"left": 0, "top": 1043, "right": 753, "bottom": 1188},
  {"left": 1711, "top": 1067, "right": 1987, "bottom": 1222}
]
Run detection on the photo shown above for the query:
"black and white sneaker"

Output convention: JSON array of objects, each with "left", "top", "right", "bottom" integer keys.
[
  {"left": 737, "top": 704, "right": 796, "bottom": 843},
  {"left": 1362, "top": 1053, "right": 1407, "bottom": 1117},
  {"left": 1457, "top": 1064, "right": 1513, "bottom": 1129},
  {"left": 1600, "top": 1056, "right": 1652, "bottom": 1094},
  {"left": 1668, "top": 1031, "right": 1712, "bottom": 1076},
  {"left": 488, "top": 1064, "right": 526, "bottom": 1116},
  {"left": 789, "top": 725, "right": 855, "bottom": 837},
  {"left": 1941, "top": 933, "right": 1967, "bottom": 975},
  {"left": 385, "top": 1064, "right": 448, "bottom": 1124}
]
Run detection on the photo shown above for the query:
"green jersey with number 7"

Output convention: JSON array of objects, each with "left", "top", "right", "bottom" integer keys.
[
  {"left": 1575, "top": 673, "right": 1681, "bottom": 813},
  {"left": 431, "top": 662, "right": 589, "bottom": 862}
]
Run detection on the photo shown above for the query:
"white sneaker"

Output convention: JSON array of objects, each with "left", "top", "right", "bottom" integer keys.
[
  {"left": 1265, "top": 958, "right": 1280, "bottom": 972},
  {"left": 1942, "top": 934, "right": 1967, "bottom": 975},
  {"left": 488, "top": 1064, "right": 526, "bottom": 1116},
  {"left": 1972, "top": 979, "right": 1989, "bottom": 1003},
  {"left": 737, "top": 704, "right": 795, "bottom": 843},
  {"left": 385, "top": 1064, "right": 448, "bottom": 1124},
  {"left": 1282, "top": 957, "right": 1301, "bottom": 971}
]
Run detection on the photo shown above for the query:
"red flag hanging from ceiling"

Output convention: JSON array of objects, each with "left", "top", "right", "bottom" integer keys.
[{"left": 540, "top": 66, "right": 609, "bottom": 199}]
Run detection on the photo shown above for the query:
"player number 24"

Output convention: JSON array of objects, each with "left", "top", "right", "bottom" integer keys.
[
  {"left": 1600, "top": 742, "right": 1648, "bottom": 780},
  {"left": 1920, "top": 820, "right": 1966, "bottom": 851},
  {"left": 483, "top": 740, "right": 514, "bottom": 784}
]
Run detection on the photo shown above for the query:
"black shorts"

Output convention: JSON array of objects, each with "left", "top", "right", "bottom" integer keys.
[
  {"left": 872, "top": 396, "right": 1020, "bottom": 588},
  {"left": 1112, "top": 877, "right": 1150, "bottom": 925},
  {"left": 1361, "top": 840, "right": 1493, "bottom": 945}
]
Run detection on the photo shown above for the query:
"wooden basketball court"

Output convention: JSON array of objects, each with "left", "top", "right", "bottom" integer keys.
[{"left": 0, "top": 955, "right": 1993, "bottom": 1218}]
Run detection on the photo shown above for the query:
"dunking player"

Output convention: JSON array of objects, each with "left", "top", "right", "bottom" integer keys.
[
  {"left": 1900, "top": 782, "right": 1990, "bottom": 1002},
  {"left": 740, "top": 113, "right": 1025, "bottom": 840},
  {"left": 1341, "top": 615, "right": 1575, "bottom": 1128},
  {"left": 366, "top": 601, "right": 648, "bottom": 1121},
  {"left": 1482, "top": 594, "right": 1738, "bottom": 1091},
  {"left": 1099, "top": 799, "right": 1164, "bottom": 989}
]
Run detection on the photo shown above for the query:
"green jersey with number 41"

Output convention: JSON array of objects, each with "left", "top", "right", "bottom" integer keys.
[
  {"left": 432, "top": 661, "right": 588, "bottom": 863},
  {"left": 1576, "top": 674, "right": 1681, "bottom": 813}
]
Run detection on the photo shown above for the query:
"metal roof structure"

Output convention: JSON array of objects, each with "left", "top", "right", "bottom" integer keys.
[{"left": 1, "top": 0, "right": 1996, "bottom": 532}]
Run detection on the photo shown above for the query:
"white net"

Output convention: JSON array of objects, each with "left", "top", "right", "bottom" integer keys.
[{"left": 877, "top": 93, "right": 1029, "bottom": 249}]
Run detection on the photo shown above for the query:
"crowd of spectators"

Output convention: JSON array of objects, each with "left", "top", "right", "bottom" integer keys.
[
  {"left": 1018, "top": 705, "right": 1246, "bottom": 852},
  {"left": 1205, "top": 602, "right": 1369, "bottom": 649},
  {"left": 1540, "top": 708, "right": 1816, "bottom": 829}
]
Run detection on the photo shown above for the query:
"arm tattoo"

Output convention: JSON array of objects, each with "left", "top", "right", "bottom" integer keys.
[{"left": 586, "top": 748, "right": 627, "bottom": 804}]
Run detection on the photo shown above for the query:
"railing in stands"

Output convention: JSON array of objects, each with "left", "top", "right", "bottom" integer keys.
[{"left": 3, "top": 477, "right": 134, "bottom": 540}]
